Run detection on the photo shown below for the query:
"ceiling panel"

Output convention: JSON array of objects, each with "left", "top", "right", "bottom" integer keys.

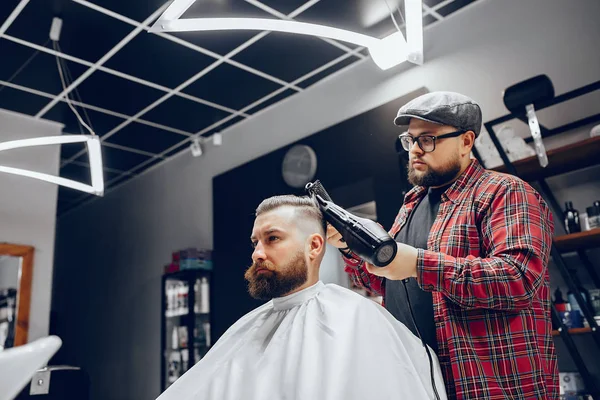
[
  {"left": 163, "top": 141, "right": 192, "bottom": 158},
  {"left": 59, "top": 142, "right": 89, "bottom": 161},
  {"left": 232, "top": 32, "right": 349, "bottom": 82},
  {"left": 438, "top": 0, "right": 478, "bottom": 17},
  {"left": 253, "top": 0, "right": 309, "bottom": 15},
  {"left": 424, "top": 0, "right": 446, "bottom": 7},
  {"left": 75, "top": 144, "right": 152, "bottom": 171},
  {"left": 44, "top": 102, "right": 125, "bottom": 136},
  {"left": 68, "top": 69, "right": 165, "bottom": 117},
  {"left": 142, "top": 95, "right": 232, "bottom": 133},
  {"left": 104, "top": 31, "right": 216, "bottom": 89},
  {"left": 200, "top": 114, "right": 247, "bottom": 137},
  {"left": 60, "top": 162, "right": 122, "bottom": 186},
  {"left": 85, "top": 0, "right": 167, "bottom": 22},
  {"left": 105, "top": 122, "right": 189, "bottom": 154},
  {"left": 7, "top": 0, "right": 133, "bottom": 63},
  {"left": 245, "top": 89, "right": 296, "bottom": 114},
  {"left": 0, "top": 0, "right": 19, "bottom": 23},
  {"left": 297, "top": 55, "right": 361, "bottom": 89},
  {"left": 0, "top": 84, "right": 51, "bottom": 116},
  {"left": 183, "top": 62, "right": 283, "bottom": 111}
]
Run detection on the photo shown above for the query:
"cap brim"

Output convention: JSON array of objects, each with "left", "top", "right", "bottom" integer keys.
[{"left": 393, "top": 114, "right": 444, "bottom": 127}]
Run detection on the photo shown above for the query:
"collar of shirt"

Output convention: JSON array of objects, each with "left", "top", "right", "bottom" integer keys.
[{"left": 404, "top": 159, "right": 484, "bottom": 206}]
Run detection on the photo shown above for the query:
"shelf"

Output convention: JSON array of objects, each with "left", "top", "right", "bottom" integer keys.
[
  {"left": 491, "top": 136, "right": 600, "bottom": 181},
  {"left": 552, "top": 327, "right": 593, "bottom": 336},
  {"left": 554, "top": 228, "right": 600, "bottom": 252}
]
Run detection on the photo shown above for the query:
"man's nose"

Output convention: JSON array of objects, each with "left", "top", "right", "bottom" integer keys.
[
  {"left": 409, "top": 139, "right": 423, "bottom": 156},
  {"left": 252, "top": 242, "right": 266, "bottom": 262}
]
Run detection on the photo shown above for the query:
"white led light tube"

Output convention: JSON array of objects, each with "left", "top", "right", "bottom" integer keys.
[
  {"left": 149, "top": 0, "right": 424, "bottom": 70},
  {"left": 0, "top": 135, "right": 105, "bottom": 196}
]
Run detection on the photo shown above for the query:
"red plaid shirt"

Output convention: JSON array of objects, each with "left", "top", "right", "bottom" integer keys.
[{"left": 344, "top": 160, "right": 558, "bottom": 399}]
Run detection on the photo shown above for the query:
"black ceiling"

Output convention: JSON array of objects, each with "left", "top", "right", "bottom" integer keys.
[{"left": 0, "top": 0, "right": 478, "bottom": 216}]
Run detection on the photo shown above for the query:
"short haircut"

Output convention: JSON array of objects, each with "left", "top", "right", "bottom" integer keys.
[{"left": 256, "top": 195, "right": 326, "bottom": 236}]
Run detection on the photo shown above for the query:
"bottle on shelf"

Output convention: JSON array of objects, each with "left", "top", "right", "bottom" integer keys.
[
  {"left": 203, "top": 322, "right": 211, "bottom": 347},
  {"left": 553, "top": 288, "right": 570, "bottom": 329},
  {"left": 182, "top": 282, "right": 189, "bottom": 315},
  {"left": 564, "top": 202, "right": 581, "bottom": 234},
  {"left": 194, "top": 280, "right": 199, "bottom": 314},
  {"left": 586, "top": 200, "right": 600, "bottom": 230},
  {"left": 567, "top": 286, "right": 592, "bottom": 328},
  {"left": 178, "top": 326, "right": 188, "bottom": 349},
  {"left": 171, "top": 325, "right": 179, "bottom": 350},
  {"left": 199, "top": 277, "right": 210, "bottom": 314},
  {"left": 166, "top": 282, "right": 174, "bottom": 317},
  {"left": 167, "top": 352, "right": 181, "bottom": 384},
  {"left": 181, "top": 349, "right": 189, "bottom": 372}
]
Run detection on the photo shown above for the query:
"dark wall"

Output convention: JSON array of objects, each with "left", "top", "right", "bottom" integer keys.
[{"left": 211, "top": 88, "right": 427, "bottom": 340}]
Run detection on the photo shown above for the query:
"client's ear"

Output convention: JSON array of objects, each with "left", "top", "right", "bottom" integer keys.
[{"left": 307, "top": 234, "right": 325, "bottom": 261}]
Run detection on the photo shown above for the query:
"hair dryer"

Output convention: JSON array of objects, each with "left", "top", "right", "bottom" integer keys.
[{"left": 305, "top": 180, "right": 397, "bottom": 267}]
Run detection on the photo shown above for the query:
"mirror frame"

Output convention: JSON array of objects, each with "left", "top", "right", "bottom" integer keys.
[{"left": 0, "top": 243, "right": 34, "bottom": 346}]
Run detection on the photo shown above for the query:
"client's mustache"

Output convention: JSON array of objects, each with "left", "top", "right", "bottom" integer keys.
[{"left": 246, "top": 261, "right": 276, "bottom": 276}]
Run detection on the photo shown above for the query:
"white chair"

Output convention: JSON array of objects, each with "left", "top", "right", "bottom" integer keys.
[{"left": 0, "top": 336, "right": 62, "bottom": 400}]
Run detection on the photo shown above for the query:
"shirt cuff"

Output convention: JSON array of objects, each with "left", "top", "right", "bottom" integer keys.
[
  {"left": 340, "top": 249, "right": 362, "bottom": 270},
  {"left": 416, "top": 248, "right": 444, "bottom": 292}
]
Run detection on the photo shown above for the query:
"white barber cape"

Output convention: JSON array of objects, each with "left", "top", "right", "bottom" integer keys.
[{"left": 157, "top": 281, "right": 447, "bottom": 400}]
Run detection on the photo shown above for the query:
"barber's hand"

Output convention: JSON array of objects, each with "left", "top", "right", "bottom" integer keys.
[
  {"left": 326, "top": 224, "right": 347, "bottom": 249},
  {"left": 364, "top": 242, "right": 419, "bottom": 281}
]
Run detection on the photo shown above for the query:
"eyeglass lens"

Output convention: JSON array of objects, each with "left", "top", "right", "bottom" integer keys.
[{"left": 400, "top": 135, "right": 435, "bottom": 152}]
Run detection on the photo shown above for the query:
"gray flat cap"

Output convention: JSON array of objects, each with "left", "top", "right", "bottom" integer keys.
[{"left": 394, "top": 91, "right": 482, "bottom": 136}]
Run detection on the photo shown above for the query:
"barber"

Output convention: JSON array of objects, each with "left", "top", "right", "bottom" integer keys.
[{"left": 327, "top": 92, "right": 558, "bottom": 399}]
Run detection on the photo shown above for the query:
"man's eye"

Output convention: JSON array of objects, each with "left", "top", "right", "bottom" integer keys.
[
  {"left": 269, "top": 236, "right": 279, "bottom": 242},
  {"left": 251, "top": 241, "right": 257, "bottom": 248}
]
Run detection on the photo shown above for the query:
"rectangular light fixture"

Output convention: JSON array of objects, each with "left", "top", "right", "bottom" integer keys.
[
  {"left": 0, "top": 135, "right": 105, "bottom": 196},
  {"left": 149, "top": 0, "right": 423, "bottom": 70}
]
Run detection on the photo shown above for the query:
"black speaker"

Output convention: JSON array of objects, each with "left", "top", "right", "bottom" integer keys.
[{"left": 502, "top": 74, "right": 555, "bottom": 114}]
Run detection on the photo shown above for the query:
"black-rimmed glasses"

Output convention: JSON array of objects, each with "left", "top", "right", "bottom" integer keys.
[{"left": 398, "top": 130, "right": 466, "bottom": 153}]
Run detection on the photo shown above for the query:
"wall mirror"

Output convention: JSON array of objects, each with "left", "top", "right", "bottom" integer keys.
[{"left": 0, "top": 243, "right": 34, "bottom": 350}]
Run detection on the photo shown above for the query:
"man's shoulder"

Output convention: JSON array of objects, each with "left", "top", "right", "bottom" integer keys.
[{"left": 475, "top": 167, "right": 533, "bottom": 195}]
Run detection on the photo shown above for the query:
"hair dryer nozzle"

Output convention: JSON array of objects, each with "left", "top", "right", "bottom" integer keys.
[{"left": 305, "top": 180, "right": 332, "bottom": 202}]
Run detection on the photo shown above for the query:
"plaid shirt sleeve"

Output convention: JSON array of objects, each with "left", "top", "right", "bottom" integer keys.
[
  {"left": 417, "top": 180, "right": 554, "bottom": 310},
  {"left": 341, "top": 250, "right": 385, "bottom": 296}
]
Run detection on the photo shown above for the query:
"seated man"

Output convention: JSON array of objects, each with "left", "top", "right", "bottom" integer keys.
[{"left": 157, "top": 195, "right": 447, "bottom": 400}]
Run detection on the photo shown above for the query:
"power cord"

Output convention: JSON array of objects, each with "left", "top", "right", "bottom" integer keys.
[
  {"left": 52, "top": 40, "right": 96, "bottom": 136},
  {"left": 383, "top": 0, "right": 406, "bottom": 31},
  {"left": 402, "top": 279, "right": 441, "bottom": 400}
]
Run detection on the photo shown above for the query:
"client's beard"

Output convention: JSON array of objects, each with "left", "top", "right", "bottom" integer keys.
[
  {"left": 408, "top": 156, "right": 461, "bottom": 187},
  {"left": 244, "top": 251, "right": 307, "bottom": 300}
]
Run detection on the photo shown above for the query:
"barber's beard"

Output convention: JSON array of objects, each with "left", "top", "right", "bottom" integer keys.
[
  {"left": 244, "top": 251, "right": 307, "bottom": 300},
  {"left": 408, "top": 155, "right": 461, "bottom": 187}
]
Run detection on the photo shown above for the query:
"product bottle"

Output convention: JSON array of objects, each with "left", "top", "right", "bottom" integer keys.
[
  {"left": 553, "top": 288, "right": 569, "bottom": 329},
  {"left": 200, "top": 278, "right": 210, "bottom": 314},
  {"left": 171, "top": 326, "right": 178, "bottom": 350},
  {"left": 564, "top": 202, "right": 581, "bottom": 234},
  {"left": 183, "top": 282, "right": 189, "bottom": 315},
  {"left": 587, "top": 200, "right": 600, "bottom": 230},
  {"left": 203, "top": 322, "right": 211, "bottom": 347},
  {"left": 193, "top": 280, "right": 199, "bottom": 314},
  {"left": 166, "top": 284, "right": 172, "bottom": 317}
]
